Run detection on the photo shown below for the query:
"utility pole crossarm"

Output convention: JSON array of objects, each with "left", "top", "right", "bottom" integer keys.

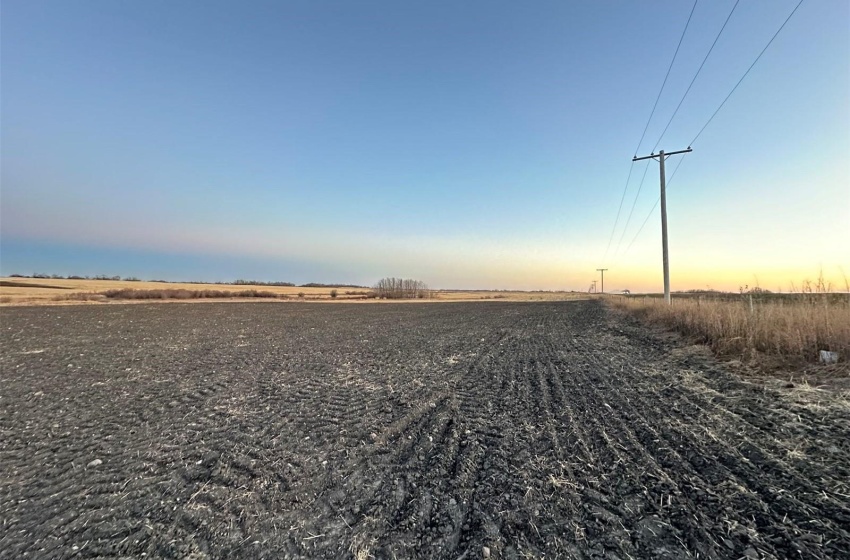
[
  {"left": 633, "top": 147, "right": 692, "bottom": 162},
  {"left": 596, "top": 269, "right": 608, "bottom": 294},
  {"left": 631, "top": 147, "right": 693, "bottom": 305}
]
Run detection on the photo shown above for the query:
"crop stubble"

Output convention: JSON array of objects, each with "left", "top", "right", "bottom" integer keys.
[{"left": 0, "top": 301, "right": 848, "bottom": 559}]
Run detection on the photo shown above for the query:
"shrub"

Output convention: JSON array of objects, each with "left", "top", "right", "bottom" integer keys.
[
  {"left": 330, "top": 289, "right": 338, "bottom": 299},
  {"left": 53, "top": 293, "right": 106, "bottom": 302},
  {"left": 100, "top": 289, "right": 280, "bottom": 300}
]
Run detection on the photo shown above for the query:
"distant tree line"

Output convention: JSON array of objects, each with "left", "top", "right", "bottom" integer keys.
[
  {"left": 7, "top": 273, "right": 369, "bottom": 289},
  {"left": 374, "top": 277, "right": 431, "bottom": 299},
  {"left": 11, "top": 273, "right": 135, "bottom": 281},
  {"left": 300, "top": 282, "right": 370, "bottom": 288},
  {"left": 233, "top": 279, "right": 296, "bottom": 286}
]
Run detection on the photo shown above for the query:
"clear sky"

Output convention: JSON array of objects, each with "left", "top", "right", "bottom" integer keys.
[{"left": 1, "top": 0, "right": 848, "bottom": 292}]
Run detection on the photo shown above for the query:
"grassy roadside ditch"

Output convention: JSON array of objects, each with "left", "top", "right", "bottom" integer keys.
[{"left": 608, "top": 293, "right": 850, "bottom": 369}]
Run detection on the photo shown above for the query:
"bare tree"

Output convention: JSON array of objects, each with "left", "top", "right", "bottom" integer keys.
[{"left": 374, "top": 277, "right": 431, "bottom": 299}]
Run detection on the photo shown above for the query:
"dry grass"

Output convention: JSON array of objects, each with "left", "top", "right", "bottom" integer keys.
[
  {"left": 610, "top": 294, "right": 850, "bottom": 365},
  {"left": 100, "top": 288, "right": 281, "bottom": 300},
  {"left": 0, "top": 277, "right": 588, "bottom": 306},
  {"left": 433, "top": 290, "right": 587, "bottom": 302},
  {"left": 0, "top": 278, "right": 341, "bottom": 305},
  {"left": 52, "top": 292, "right": 107, "bottom": 302}
]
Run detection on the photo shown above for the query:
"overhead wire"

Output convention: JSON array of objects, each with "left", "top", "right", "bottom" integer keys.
[
  {"left": 613, "top": 159, "right": 651, "bottom": 257},
  {"left": 616, "top": 0, "right": 739, "bottom": 261},
  {"left": 651, "top": 0, "right": 740, "bottom": 153},
  {"left": 600, "top": 0, "right": 698, "bottom": 266},
  {"left": 623, "top": 155, "right": 689, "bottom": 255},
  {"left": 601, "top": 162, "right": 635, "bottom": 264},
  {"left": 634, "top": 0, "right": 699, "bottom": 156},
  {"left": 690, "top": 0, "right": 805, "bottom": 146},
  {"left": 615, "top": 0, "right": 807, "bottom": 268}
]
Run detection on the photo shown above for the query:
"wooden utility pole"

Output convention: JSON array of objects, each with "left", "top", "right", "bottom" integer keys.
[
  {"left": 596, "top": 269, "right": 608, "bottom": 294},
  {"left": 633, "top": 148, "right": 692, "bottom": 305}
]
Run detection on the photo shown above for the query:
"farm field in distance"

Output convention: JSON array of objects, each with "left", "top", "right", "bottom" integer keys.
[
  {"left": 1, "top": 300, "right": 849, "bottom": 559},
  {"left": 0, "top": 277, "right": 583, "bottom": 305}
]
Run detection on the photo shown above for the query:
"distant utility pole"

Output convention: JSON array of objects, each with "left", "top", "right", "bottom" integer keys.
[
  {"left": 632, "top": 148, "right": 692, "bottom": 305},
  {"left": 596, "top": 269, "right": 608, "bottom": 294}
]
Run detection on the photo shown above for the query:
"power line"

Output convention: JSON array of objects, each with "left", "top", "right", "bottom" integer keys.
[
  {"left": 601, "top": 161, "right": 634, "bottom": 264},
  {"left": 622, "top": 154, "right": 689, "bottom": 255},
  {"left": 690, "top": 0, "right": 805, "bottom": 146},
  {"left": 600, "top": 0, "right": 698, "bottom": 266},
  {"left": 634, "top": 0, "right": 699, "bottom": 156},
  {"left": 613, "top": 159, "right": 651, "bottom": 257},
  {"left": 596, "top": 269, "right": 608, "bottom": 294},
  {"left": 652, "top": 0, "right": 741, "bottom": 153},
  {"left": 631, "top": 148, "right": 692, "bottom": 304},
  {"left": 619, "top": 0, "right": 806, "bottom": 263}
]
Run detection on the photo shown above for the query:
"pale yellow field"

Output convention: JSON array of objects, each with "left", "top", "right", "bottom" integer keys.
[{"left": 0, "top": 278, "right": 586, "bottom": 306}]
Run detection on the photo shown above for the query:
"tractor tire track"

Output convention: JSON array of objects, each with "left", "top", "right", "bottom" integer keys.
[{"left": 1, "top": 300, "right": 848, "bottom": 559}]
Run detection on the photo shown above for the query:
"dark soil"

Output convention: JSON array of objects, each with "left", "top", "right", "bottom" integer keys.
[{"left": 1, "top": 300, "right": 848, "bottom": 559}]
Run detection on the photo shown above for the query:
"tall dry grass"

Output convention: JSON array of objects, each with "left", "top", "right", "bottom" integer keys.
[{"left": 610, "top": 294, "right": 850, "bottom": 365}]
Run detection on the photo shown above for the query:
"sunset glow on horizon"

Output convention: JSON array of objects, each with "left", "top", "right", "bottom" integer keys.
[{"left": 2, "top": 1, "right": 848, "bottom": 291}]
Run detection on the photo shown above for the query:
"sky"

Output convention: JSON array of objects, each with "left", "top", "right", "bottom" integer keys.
[{"left": 1, "top": 0, "right": 848, "bottom": 292}]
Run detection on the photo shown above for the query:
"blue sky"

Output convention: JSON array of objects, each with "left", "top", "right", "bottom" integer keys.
[{"left": 2, "top": 0, "right": 848, "bottom": 291}]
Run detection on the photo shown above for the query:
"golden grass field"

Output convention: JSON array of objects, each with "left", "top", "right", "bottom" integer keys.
[
  {"left": 609, "top": 294, "right": 850, "bottom": 368},
  {"left": 0, "top": 277, "right": 586, "bottom": 306}
]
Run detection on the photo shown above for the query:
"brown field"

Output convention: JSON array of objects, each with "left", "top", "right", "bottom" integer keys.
[{"left": 0, "top": 277, "right": 585, "bottom": 306}]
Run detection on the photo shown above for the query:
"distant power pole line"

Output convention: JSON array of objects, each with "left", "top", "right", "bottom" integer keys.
[
  {"left": 596, "top": 269, "right": 608, "bottom": 294},
  {"left": 632, "top": 148, "right": 692, "bottom": 305}
]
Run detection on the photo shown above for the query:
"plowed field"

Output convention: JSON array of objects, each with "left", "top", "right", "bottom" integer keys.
[{"left": 1, "top": 301, "right": 848, "bottom": 559}]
